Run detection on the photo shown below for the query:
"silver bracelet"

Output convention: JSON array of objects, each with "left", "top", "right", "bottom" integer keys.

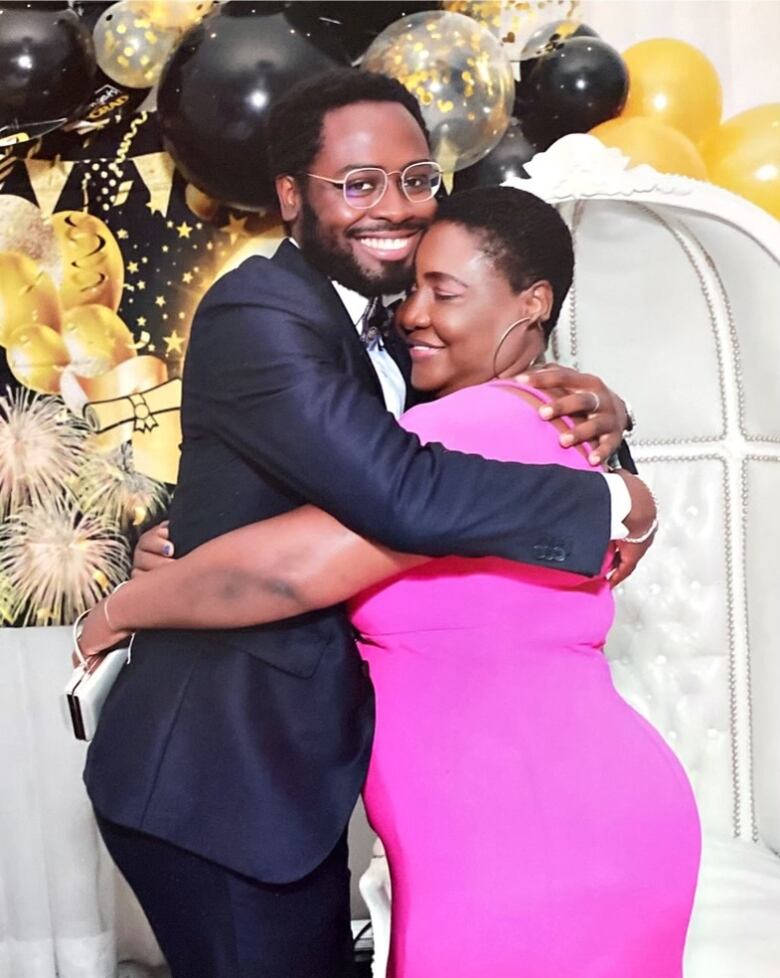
[{"left": 624, "top": 516, "right": 659, "bottom": 545}]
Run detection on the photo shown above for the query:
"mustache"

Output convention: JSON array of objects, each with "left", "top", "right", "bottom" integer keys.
[{"left": 348, "top": 221, "right": 428, "bottom": 237}]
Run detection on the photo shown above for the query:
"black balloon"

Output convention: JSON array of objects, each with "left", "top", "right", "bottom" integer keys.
[
  {"left": 0, "top": 2, "right": 96, "bottom": 144},
  {"left": 304, "top": 1, "right": 442, "bottom": 61},
  {"left": 522, "top": 37, "right": 628, "bottom": 150},
  {"left": 453, "top": 119, "right": 537, "bottom": 190},
  {"left": 514, "top": 21, "right": 599, "bottom": 118},
  {"left": 156, "top": 3, "right": 350, "bottom": 210}
]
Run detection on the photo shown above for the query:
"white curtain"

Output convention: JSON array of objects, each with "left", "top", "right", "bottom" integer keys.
[{"left": 0, "top": 627, "right": 163, "bottom": 978}]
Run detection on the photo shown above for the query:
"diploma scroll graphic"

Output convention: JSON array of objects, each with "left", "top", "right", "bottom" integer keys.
[{"left": 85, "top": 370, "right": 182, "bottom": 485}]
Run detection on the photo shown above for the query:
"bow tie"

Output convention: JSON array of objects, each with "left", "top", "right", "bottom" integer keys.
[{"left": 360, "top": 297, "right": 396, "bottom": 348}]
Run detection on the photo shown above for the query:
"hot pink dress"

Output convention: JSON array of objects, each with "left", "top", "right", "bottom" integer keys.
[{"left": 349, "top": 381, "right": 700, "bottom": 978}]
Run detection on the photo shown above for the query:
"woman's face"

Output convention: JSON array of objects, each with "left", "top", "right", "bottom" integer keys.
[{"left": 397, "top": 221, "right": 551, "bottom": 398}]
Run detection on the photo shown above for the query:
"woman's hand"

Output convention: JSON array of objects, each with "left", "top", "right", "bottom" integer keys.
[
  {"left": 71, "top": 600, "right": 131, "bottom": 669},
  {"left": 132, "top": 520, "right": 174, "bottom": 575},
  {"left": 516, "top": 364, "right": 629, "bottom": 465}
]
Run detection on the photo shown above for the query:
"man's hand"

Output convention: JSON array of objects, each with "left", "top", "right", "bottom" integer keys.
[
  {"left": 132, "top": 520, "right": 174, "bottom": 576},
  {"left": 517, "top": 364, "right": 629, "bottom": 465},
  {"left": 608, "top": 471, "right": 657, "bottom": 588}
]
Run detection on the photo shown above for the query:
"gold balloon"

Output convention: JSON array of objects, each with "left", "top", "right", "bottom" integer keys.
[
  {"left": 0, "top": 196, "right": 63, "bottom": 285},
  {"left": 621, "top": 38, "right": 722, "bottom": 144},
  {"left": 362, "top": 10, "right": 515, "bottom": 172},
  {"left": 701, "top": 104, "right": 780, "bottom": 220},
  {"left": 93, "top": 0, "right": 180, "bottom": 89},
  {"left": 591, "top": 116, "right": 708, "bottom": 180},
  {"left": 5, "top": 323, "right": 70, "bottom": 394},
  {"left": 51, "top": 211, "right": 125, "bottom": 312},
  {"left": 131, "top": 0, "right": 215, "bottom": 30},
  {"left": 62, "top": 305, "right": 137, "bottom": 378},
  {"left": 0, "top": 251, "right": 62, "bottom": 347}
]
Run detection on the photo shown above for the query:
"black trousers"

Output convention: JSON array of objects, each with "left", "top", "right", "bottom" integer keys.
[{"left": 97, "top": 814, "right": 355, "bottom": 978}]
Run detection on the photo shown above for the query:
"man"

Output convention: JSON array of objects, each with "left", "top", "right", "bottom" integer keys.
[{"left": 86, "top": 70, "right": 655, "bottom": 978}]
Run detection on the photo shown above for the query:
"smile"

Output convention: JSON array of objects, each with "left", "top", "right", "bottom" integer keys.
[
  {"left": 408, "top": 343, "right": 445, "bottom": 360},
  {"left": 352, "top": 232, "right": 421, "bottom": 262}
]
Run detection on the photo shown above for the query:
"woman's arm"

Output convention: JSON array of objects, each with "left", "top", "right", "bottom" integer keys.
[{"left": 78, "top": 507, "right": 427, "bottom": 656}]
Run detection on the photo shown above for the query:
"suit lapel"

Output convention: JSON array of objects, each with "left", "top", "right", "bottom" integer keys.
[{"left": 271, "top": 241, "right": 384, "bottom": 401}]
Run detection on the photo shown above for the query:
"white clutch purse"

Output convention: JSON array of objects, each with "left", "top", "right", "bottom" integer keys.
[{"left": 63, "top": 608, "right": 133, "bottom": 742}]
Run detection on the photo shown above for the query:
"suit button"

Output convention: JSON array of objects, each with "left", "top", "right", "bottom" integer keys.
[
  {"left": 552, "top": 546, "right": 566, "bottom": 562},
  {"left": 533, "top": 545, "right": 546, "bottom": 558}
]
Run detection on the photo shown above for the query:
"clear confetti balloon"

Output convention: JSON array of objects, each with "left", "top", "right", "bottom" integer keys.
[
  {"left": 362, "top": 10, "right": 515, "bottom": 172},
  {"left": 443, "top": 1, "right": 582, "bottom": 63},
  {"left": 93, "top": 0, "right": 180, "bottom": 89},
  {"left": 130, "top": 0, "right": 216, "bottom": 31}
]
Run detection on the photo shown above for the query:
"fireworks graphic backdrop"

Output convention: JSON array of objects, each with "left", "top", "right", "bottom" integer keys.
[{"left": 0, "top": 113, "right": 284, "bottom": 626}]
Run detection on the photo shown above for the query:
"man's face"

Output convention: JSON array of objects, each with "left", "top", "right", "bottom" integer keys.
[{"left": 278, "top": 101, "right": 437, "bottom": 296}]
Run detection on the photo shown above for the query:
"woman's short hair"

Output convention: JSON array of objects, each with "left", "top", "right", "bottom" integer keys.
[{"left": 434, "top": 187, "right": 575, "bottom": 337}]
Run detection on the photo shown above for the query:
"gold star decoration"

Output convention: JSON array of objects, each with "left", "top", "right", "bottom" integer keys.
[
  {"left": 127, "top": 260, "right": 139, "bottom": 274},
  {"left": 221, "top": 213, "right": 250, "bottom": 245},
  {"left": 176, "top": 221, "right": 193, "bottom": 239},
  {"left": 162, "top": 245, "right": 169, "bottom": 253},
  {"left": 137, "top": 280, "right": 146, "bottom": 290},
  {"left": 137, "top": 316, "right": 147, "bottom": 327},
  {"left": 164, "top": 330, "right": 185, "bottom": 355},
  {"left": 155, "top": 296, "right": 166, "bottom": 308},
  {"left": 182, "top": 271, "right": 193, "bottom": 284},
  {"left": 116, "top": 228, "right": 129, "bottom": 239}
]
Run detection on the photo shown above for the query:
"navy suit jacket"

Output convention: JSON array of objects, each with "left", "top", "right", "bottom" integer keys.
[{"left": 84, "top": 241, "right": 611, "bottom": 883}]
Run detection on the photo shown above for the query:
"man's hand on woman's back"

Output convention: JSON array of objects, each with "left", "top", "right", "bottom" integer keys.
[{"left": 516, "top": 363, "right": 629, "bottom": 466}]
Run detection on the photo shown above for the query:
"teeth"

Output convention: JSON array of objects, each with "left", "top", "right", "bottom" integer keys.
[{"left": 360, "top": 237, "right": 410, "bottom": 251}]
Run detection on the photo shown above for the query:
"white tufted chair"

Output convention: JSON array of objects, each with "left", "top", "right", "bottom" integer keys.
[{"left": 359, "top": 136, "right": 780, "bottom": 978}]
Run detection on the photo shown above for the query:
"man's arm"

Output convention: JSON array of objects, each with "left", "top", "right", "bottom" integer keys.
[{"left": 186, "top": 298, "right": 639, "bottom": 576}]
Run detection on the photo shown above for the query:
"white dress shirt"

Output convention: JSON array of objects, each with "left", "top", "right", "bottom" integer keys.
[
  {"left": 330, "top": 280, "right": 407, "bottom": 421},
  {"left": 288, "top": 240, "right": 630, "bottom": 539}
]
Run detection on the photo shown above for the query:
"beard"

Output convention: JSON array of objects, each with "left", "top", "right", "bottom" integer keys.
[{"left": 298, "top": 197, "right": 418, "bottom": 297}]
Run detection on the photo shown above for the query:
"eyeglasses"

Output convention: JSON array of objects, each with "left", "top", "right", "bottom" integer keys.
[{"left": 304, "top": 161, "right": 443, "bottom": 210}]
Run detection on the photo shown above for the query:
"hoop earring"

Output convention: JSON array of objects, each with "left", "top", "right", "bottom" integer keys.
[{"left": 492, "top": 317, "right": 532, "bottom": 379}]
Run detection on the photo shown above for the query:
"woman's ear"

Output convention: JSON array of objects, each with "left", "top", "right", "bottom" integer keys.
[
  {"left": 276, "top": 175, "right": 302, "bottom": 224},
  {"left": 523, "top": 280, "right": 554, "bottom": 326}
]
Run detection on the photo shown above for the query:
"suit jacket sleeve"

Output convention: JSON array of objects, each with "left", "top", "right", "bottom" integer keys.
[{"left": 187, "top": 289, "right": 611, "bottom": 576}]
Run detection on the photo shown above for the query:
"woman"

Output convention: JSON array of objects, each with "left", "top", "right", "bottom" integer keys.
[{"left": 80, "top": 188, "right": 700, "bottom": 977}]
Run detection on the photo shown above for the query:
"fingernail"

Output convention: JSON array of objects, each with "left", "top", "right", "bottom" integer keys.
[
  {"left": 539, "top": 405, "right": 553, "bottom": 419},
  {"left": 589, "top": 453, "right": 601, "bottom": 465},
  {"left": 560, "top": 433, "right": 574, "bottom": 446},
  {"left": 163, "top": 542, "right": 174, "bottom": 557},
  {"left": 516, "top": 373, "right": 529, "bottom": 384}
]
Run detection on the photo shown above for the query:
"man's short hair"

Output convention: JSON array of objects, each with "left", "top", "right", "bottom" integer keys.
[{"left": 267, "top": 68, "right": 430, "bottom": 181}]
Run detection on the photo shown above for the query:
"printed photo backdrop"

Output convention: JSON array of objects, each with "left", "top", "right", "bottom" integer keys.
[{"left": 0, "top": 115, "right": 283, "bottom": 627}]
